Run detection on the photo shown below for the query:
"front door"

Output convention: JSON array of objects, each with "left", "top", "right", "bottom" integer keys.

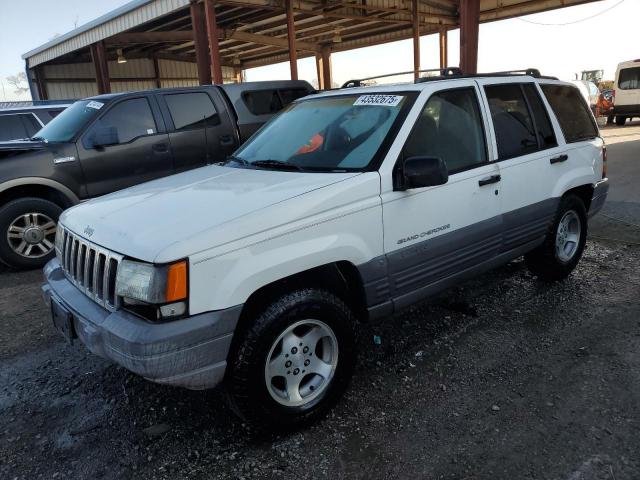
[
  {"left": 78, "top": 96, "right": 173, "bottom": 197},
  {"left": 380, "top": 81, "right": 502, "bottom": 310}
]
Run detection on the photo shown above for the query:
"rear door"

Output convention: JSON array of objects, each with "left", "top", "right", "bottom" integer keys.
[
  {"left": 477, "top": 79, "right": 564, "bottom": 252},
  {"left": 380, "top": 81, "right": 502, "bottom": 310},
  {"left": 77, "top": 96, "right": 173, "bottom": 197},
  {"left": 157, "top": 88, "right": 237, "bottom": 173}
]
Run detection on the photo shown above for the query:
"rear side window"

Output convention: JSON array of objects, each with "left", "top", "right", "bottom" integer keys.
[
  {"left": 541, "top": 84, "right": 598, "bottom": 143},
  {"left": 403, "top": 87, "right": 487, "bottom": 173},
  {"left": 279, "top": 88, "right": 309, "bottom": 106},
  {"left": 243, "top": 90, "right": 282, "bottom": 115},
  {"left": 0, "top": 115, "right": 28, "bottom": 141},
  {"left": 92, "top": 98, "right": 156, "bottom": 145},
  {"left": 48, "top": 109, "right": 64, "bottom": 119},
  {"left": 164, "top": 92, "right": 219, "bottom": 130},
  {"left": 618, "top": 67, "right": 640, "bottom": 90},
  {"left": 21, "top": 114, "right": 41, "bottom": 136},
  {"left": 485, "top": 84, "right": 538, "bottom": 159},
  {"left": 522, "top": 84, "right": 557, "bottom": 149}
]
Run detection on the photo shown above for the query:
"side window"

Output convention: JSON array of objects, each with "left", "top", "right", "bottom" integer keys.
[
  {"left": 164, "top": 92, "right": 219, "bottom": 131},
  {"left": 541, "top": 84, "right": 598, "bottom": 143},
  {"left": 403, "top": 87, "right": 487, "bottom": 173},
  {"left": 90, "top": 98, "right": 156, "bottom": 145},
  {"left": 485, "top": 84, "right": 538, "bottom": 159},
  {"left": 278, "top": 88, "right": 310, "bottom": 107},
  {"left": 618, "top": 67, "right": 640, "bottom": 90},
  {"left": 21, "top": 114, "right": 41, "bottom": 137},
  {"left": 48, "top": 109, "right": 64, "bottom": 119},
  {"left": 0, "top": 115, "right": 28, "bottom": 141},
  {"left": 242, "top": 90, "right": 282, "bottom": 115},
  {"left": 522, "top": 84, "right": 557, "bottom": 150}
]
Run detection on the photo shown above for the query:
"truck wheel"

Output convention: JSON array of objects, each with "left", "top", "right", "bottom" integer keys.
[
  {"left": 225, "top": 288, "right": 357, "bottom": 429},
  {"left": 615, "top": 116, "right": 626, "bottom": 126},
  {"left": 525, "top": 194, "right": 587, "bottom": 281},
  {"left": 0, "top": 197, "right": 62, "bottom": 270}
]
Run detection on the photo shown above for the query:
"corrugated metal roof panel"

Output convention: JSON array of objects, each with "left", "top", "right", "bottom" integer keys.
[{"left": 24, "top": 0, "right": 190, "bottom": 67}]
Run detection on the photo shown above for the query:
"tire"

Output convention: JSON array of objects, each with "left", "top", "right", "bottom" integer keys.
[
  {"left": 225, "top": 288, "right": 357, "bottom": 429},
  {"left": 0, "top": 197, "right": 62, "bottom": 270},
  {"left": 525, "top": 194, "right": 587, "bottom": 282},
  {"left": 615, "top": 116, "right": 626, "bottom": 126}
]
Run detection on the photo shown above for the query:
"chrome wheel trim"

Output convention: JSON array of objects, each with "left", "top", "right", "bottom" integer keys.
[
  {"left": 264, "top": 319, "right": 339, "bottom": 408},
  {"left": 7, "top": 213, "right": 57, "bottom": 259},
  {"left": 555, "top": 210, "right": 581, "bottom": 263}
]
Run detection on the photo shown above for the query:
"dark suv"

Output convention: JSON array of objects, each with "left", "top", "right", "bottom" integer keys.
[{"left": 0, "top": 80, "right": 313, "bottom": 269}]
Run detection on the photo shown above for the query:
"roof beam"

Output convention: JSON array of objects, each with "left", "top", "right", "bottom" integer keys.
[
  {"left": 227, "top": 29, "right": 321, "bottom": 52},
  {"left": 107, "top": 31, "right": 196, "bottom": 45}
]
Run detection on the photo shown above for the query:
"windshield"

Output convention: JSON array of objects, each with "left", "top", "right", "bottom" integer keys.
[
  {"left": 231, "top": 93, "right": 413, "bottom": 172},
  {"left": 34, "top": 99, "right": 105, "bottom": 143}
]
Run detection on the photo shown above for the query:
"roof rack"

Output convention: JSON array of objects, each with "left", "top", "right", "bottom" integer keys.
[
  {"left": 342, "top": 67, "right": 463, "bottom": 88},
  {"left": 416, "top": 68, "right": 559, "bottom": 82}
]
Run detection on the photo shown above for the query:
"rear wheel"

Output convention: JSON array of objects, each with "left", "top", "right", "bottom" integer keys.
[
  {"left": 225, "top": 288, "right": 357, "bottom": 429},
  {"left": 0, "top": 197, "right": 62, "bottom": 270},
  {"left": 615, "top": 116, "right": 627, "bottom": 126},
  {"left": 525, "top": 194, "right": 587, "bottom": 281}
]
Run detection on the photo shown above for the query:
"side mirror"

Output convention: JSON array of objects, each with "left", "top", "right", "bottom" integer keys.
[
  {"left": 91, "top": 126, "right": 119, "bottom": 148},
  {"left": 399, "top": 156, "right": 448, "bottom": 190}
]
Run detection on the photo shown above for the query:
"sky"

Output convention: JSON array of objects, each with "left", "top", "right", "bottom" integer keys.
[{"left": 0, "top": 0, "right": 637, "bottom": 100}]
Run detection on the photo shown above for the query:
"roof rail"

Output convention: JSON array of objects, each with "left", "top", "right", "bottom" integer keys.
[{"left": 342, "top": 67, "right": 463, "bottom": 88}]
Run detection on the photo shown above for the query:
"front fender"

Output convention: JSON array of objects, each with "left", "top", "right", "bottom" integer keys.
[{"left": 188, "top": 196, "right": 383, "bottom": 314}]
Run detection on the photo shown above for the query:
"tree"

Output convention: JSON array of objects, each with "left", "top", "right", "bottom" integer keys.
[{"left": 6, "top": 72, "right": 29, "bottom": 95}]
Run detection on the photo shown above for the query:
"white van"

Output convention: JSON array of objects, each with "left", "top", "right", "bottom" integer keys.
[{"left": 613, "top": 59, "right": 640, "bottom": 126}]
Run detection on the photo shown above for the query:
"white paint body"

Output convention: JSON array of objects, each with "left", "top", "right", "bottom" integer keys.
[{"left": 59, "top": 76, "right": 605, "bottom": 316}]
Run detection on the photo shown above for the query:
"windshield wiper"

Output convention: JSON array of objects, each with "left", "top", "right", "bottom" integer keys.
[
  {"left": 251, "top": 159, "right": 304, "bottom": 172},
  {"left": 224, "top": 154, "right": 250, "bottom": 166},
  {"left": 29, "top": 136, "right": 46, "bottom": 142}
]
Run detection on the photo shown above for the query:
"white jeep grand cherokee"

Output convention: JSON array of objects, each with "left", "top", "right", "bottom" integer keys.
[{"left": 43, "top": 70, "right": 609, "bottom": 428}]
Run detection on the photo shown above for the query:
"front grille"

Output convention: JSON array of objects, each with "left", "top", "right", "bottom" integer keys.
[{"left": 56, "top": 225, "right": 123, "bottom": 312}]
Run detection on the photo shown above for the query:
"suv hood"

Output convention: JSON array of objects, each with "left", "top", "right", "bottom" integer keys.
[{"left": 61, "top": 165, "right": 362, "bottom": 263}]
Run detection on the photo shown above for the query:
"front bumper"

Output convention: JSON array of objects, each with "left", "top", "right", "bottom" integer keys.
[
  {"left": 42, "top": 258, "right": 242, "bottom": 390},
  {"left": 589, "top": 178, "right": 609, "bottom": 218}
]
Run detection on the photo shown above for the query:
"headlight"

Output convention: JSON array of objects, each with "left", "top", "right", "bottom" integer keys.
[
  {"left": 54, "top": 223, "right": 64, "bottom": 255},
  {"left": 116, "top": 259, "right": 187, "bottom": 306}
]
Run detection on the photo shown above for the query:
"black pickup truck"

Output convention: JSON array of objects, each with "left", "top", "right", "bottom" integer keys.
[{"left": 0, "top": 80, "right": 314, "bottom": 269}]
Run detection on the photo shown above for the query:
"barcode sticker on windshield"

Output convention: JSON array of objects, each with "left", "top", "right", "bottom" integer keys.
[
  {"left": 354, "top": 95, "right": 403, "bottom": 107},
  {"left": 86, "top": 101, "right": 104, "bottom": 110}
]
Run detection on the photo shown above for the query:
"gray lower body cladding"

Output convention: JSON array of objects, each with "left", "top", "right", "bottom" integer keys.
[
  {"left": 589, "top": 178, "right": 609, "bottom": 218},
  {"left": 361, "top": 197, "right": 570, "bottom": 319},
  {"left": 42, "top": 258, "right": 241, "bottom": 390}
]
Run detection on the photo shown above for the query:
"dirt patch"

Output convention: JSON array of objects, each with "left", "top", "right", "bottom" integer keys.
[{"left": 1, "top": 241, "right": 639, "bottom": 479}]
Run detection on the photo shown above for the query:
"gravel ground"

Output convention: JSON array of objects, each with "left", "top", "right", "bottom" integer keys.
[{"left": 1, "top": 123, "right": 639, "bottom": 480}]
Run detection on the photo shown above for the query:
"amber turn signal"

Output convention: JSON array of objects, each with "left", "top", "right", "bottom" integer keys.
[{"left": 165, "top": 260, "right": 187, "bottom": 302}]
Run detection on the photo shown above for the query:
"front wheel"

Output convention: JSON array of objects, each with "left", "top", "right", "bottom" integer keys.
[
  {"left": 225, "top": 288, "right": 357, "bottom": 429},
  {"left": 525, "top": 194, "right": 587, "bottom": 281},
  {"left": 0, "top": 197, "right": 62, "bottom": 270}
]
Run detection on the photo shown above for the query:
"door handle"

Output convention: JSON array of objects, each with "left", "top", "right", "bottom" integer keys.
[
  {"left": 219, "top": 134, "right": 234, "bottom": 147},
  {"left": 152, "top": 142, "right": 169, "bottom": 153},
  {"left": 478, "top": 174, "right": 501, "bottom": 186},
  {"left": 550, "top": 154, "right": 568, "bottom": 164}
]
